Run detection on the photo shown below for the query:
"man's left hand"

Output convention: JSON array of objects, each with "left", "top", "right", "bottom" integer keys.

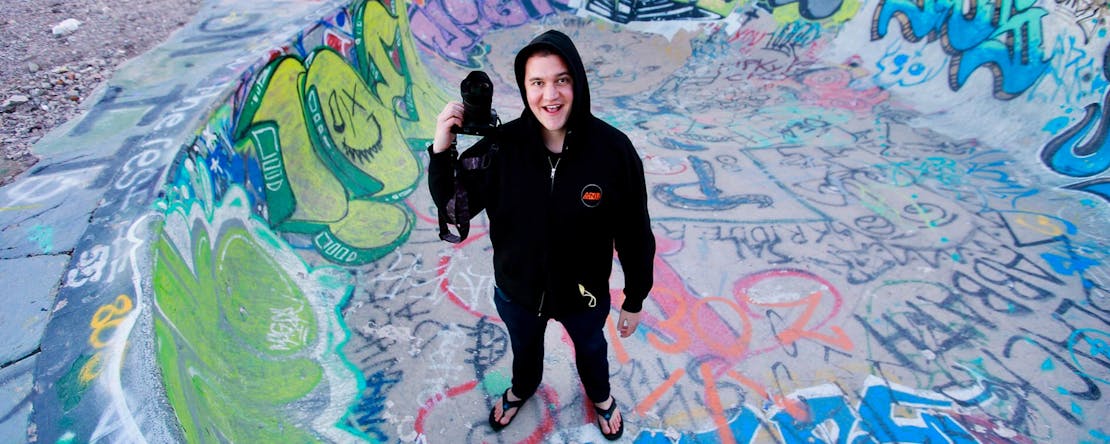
[{"left": 617, "top": 309, "right": 642, "bottom": 338}]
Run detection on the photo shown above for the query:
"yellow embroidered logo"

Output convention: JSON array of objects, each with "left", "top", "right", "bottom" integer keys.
[{"left": 581, "top": 184, "right": 602, "bottom": 207}]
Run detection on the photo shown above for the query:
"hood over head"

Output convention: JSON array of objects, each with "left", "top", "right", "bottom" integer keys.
[{"left": 514, "top": 29, "right": 592, "bottom": 131}]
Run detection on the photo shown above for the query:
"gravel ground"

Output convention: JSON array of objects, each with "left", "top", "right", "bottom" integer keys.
[{"left": 0, "top": 0, "right": 202, "bottom": 186}]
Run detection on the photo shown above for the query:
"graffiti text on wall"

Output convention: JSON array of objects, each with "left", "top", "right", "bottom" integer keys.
[
  {"left": 227, "top": 0, "right": 446, "bottom": 265},
  {"left": 1041, "top": 43, "right": 1110, "bottom": 202},
  {"left": 872, "top": 0, "right": 1052, "bottom": 99}
]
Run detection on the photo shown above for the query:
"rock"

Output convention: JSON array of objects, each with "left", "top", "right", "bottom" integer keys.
[
  {"left": 52, "top": 18, "right": 82, "bottom": 36},
  {"left": 27, "top": 62, "right": 40, "bottom": 73},
  {"left": 1, "top": 95, "right": 31, "bottom": 112}
]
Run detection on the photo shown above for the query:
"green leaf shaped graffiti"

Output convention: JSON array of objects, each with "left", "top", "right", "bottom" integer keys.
[{"left": 154, "top": 208, "right": 325, "bottom": 442}]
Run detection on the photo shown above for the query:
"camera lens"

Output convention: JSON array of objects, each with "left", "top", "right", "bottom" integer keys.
[{"left": 460, "top": 71, "right": 493, "bottom": 128}]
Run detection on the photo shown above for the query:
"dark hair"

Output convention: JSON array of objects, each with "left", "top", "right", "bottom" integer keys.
[{"left": 520, "top": 46, "right": 561, "bottom": 65}]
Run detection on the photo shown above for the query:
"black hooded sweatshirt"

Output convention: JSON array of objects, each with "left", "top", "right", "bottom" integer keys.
[{"left": 428, "top": 30, "right": 654, "bottom": 317}]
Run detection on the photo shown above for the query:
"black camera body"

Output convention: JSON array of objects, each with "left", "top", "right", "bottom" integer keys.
[{"left": 452, "top": 70, "right": 499, "bottom": 136}]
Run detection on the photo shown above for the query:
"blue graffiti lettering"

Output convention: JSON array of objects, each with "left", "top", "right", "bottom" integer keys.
[
  {"left": 1041, "top": 90, "right": 1110, "bottom": 178},
  {"left": 872, "top": 0, "right": 1051, "bottom": 99},
  {"left": 345, "top": 359, "right": 403, "bottom": 442},
  {"left": 653, "top": 156, "right": 773, "bottom": 210},
  {"left": 1041, "top": 73, "right": 1110, "bottom": 203},
  {"left": 770, "top": 391, "right": 860, "bottom": 443},
  {"left": 856, "top": 377, "right": 978, "bottom": 443},
  {"left": 633, "top": 376, "right": 986, "bottom": 442}
]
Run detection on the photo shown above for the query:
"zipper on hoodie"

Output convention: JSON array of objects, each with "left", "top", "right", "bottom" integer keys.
[
  {"left": 548, "top": 159, "right": 558, "bottom": 194},
  {"left": 547, "top": 131, "right": 571, "bottom": 194},
  {"left": 539, "top": 131, "right": 569, "bottom": 316}
]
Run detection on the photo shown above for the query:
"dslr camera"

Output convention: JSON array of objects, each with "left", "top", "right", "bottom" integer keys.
[{"left": 452, "top": 70, "right": 499, "bottom": 136}]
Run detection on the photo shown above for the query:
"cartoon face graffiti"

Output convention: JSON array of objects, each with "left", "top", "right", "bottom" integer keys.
[
  {"left": 324, "top": 84, "right": 386, "bottom": 163},
  {"left": 305, "top": 49, "right": 421, "bottom": 201},
  {"left": 874, "top": 41, "right": 944, "bottom": 88}
]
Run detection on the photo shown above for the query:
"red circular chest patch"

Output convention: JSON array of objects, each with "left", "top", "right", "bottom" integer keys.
[{"left": 581, "top": 184, "right": 602, "bottom": 207}]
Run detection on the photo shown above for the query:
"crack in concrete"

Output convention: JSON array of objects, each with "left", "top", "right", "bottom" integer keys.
[{"left": 0, "top": 346, "right": 41, "bottom": 371}]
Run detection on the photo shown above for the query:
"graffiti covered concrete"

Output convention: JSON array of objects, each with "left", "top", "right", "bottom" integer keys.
[{"left": 18, "top": 0, "right": 1110, "bottom": 442}]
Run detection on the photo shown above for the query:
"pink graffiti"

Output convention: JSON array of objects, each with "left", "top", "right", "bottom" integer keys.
[
  {"left": 408, "top": 0, "right": 562, "bottom": 66},
  {"left": 797, "top": 67, "right": 889, "bottom": 112},
  {"left": 620, "top": 235, "right": 853, "bottom": 366},
  {"left": 620, "top": 234, "right": 752, "bottom": 362}
]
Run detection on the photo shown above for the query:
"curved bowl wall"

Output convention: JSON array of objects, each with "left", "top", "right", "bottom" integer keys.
[{"left": 27, "top": 0, "right": 1110, "bottom": 442}]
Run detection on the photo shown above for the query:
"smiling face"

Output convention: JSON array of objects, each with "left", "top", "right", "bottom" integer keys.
[{"left": 524, "top": 53, "right": 574, "bottom": 144}]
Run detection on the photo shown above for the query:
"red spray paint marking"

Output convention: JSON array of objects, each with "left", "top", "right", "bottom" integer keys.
[
  {"left": 734, "top": 268, "right": 854, "bottom": 355},
  {"left": 413, "top": 384, "right": 559, "bottom": 442},
  {"left": 436, "top": 255, "right": 500, "bottom": 322},
  {"left": 414, "top": 380, "right": 478, "bottom": 432}
]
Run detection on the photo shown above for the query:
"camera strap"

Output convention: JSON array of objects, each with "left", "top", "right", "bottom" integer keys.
[{"left": 439, "top": 142, "right": 498, "bottom": 243}]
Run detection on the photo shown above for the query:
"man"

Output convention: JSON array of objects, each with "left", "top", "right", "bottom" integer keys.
[{"left": 427, "top": 29, "right": 654, "bottom": 440}]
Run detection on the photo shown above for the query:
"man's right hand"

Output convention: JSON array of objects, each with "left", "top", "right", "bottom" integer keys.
[{"left": 432, "top": 101, "right": 465, "bottom": 154}]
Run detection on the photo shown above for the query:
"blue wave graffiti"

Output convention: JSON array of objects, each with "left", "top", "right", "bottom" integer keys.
[
  {"left": 1041, "top": 42, "right": 1110, "bottom": 202},
  {"left": 872, "top": 0, "right": 1051, "bottom": 99}
]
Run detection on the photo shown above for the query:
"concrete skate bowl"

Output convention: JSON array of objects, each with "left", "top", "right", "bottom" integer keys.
[{"left": 27, "top": 0, "right": 1110, "bottom": 442}]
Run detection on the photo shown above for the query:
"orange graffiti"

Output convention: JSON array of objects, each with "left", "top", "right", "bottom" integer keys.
[
  {"left": 727, "top": 369, "right": 809, "bottom": 421},
  {"left": 746, "top": 290, "right": 854, "bottom": 351},
  {"left": 645, "top": 286, "right": 694, "bottom": 355},
  {"left": 700, "top": 363, "right": 736, "bottom": 443},
  {"left": 605, "top": 315, "right": 630, "bottom": 364},
  {"left": 635, "top": 367, "right": 686, "bottom": 416}
]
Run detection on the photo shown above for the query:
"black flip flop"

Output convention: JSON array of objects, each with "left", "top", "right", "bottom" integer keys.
[
  {"left": 489, "top": 388, "right": 526, "bottom": 431},
  {"left": 594, "top": 396, "right": 624, "bottom": 441}
]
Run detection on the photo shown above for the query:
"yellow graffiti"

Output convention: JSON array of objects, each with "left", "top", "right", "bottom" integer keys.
[
  {"left": 847, "top": 182, "right": 899, "bottom": 221},
  {"left": 0, "top": 204, "right": 43, "bottom": 212},
  {"left": 361, "top": 3, "right": 409, "bottom": 113},
  {"left": 305, "top": 49, "right": 420, "bottom": 199},
  {"left": 330, "top": 201, "right": 411, "bottom": 247},
  {"left": 693, "top": 0, "right": 742, "bottom": 18},
  {"left": 358, "top": 0, "right": 448, "bottom": 141},
  {"left": 1014, "top": 214, "right": 1066, "bottom": 237},
  {"left": 772, "top": 0, "right": 861, "bottom": 24},
  {"left": 88, "top": 294, "right": 134, "bottom": 349},
  {"left": 80, "top": 294, "right": 134, "bottom": 383},
  {"left": 79, "top": 353, "right": 104, "bottom": 383},
  {"left": 241, "top": 56, "right": 347, "bottom": 229},
  {"left": 228, "top": 0, "right": 455, "bottom": 264}
]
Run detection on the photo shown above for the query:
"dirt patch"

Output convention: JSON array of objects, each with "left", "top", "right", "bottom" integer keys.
[{"left": 0, "top": 0, "right": 202, "bottom": 186}]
